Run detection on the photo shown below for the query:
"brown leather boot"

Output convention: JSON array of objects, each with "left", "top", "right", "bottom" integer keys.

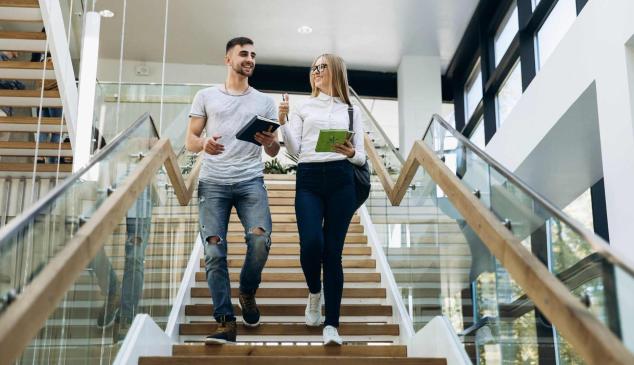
[{"left": 204, "top": 317, "right": 237, "bottom": 345}]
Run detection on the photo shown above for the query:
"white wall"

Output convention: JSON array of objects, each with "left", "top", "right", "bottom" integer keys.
[
  {"left": 484, "top": 0, "right": 634, "bottom": 349},
  {"left": 486, "top": 0, "right": 634, "bottom": 257}
]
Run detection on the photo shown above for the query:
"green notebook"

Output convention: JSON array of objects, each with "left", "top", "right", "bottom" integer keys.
[{"left": 315, "top": 129, "right": 354, "bottom": 152}]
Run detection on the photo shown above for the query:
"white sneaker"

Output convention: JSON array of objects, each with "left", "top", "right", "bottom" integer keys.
[
  {"left": 323, "top": 325, "right": 343, "bottom": 346},
  {"left": 305, "top": 291, "right": 322, "bottom": 326}
]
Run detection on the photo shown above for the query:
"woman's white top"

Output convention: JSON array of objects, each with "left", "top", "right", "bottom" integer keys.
[{"left": 280, "top": 93, "right": 366, "bottom": 166}]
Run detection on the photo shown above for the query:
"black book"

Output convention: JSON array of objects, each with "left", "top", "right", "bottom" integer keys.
[{"left": 236, "top": 115, "right": 280, "bottom": 146}]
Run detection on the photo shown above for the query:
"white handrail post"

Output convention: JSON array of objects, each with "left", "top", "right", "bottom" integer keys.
[
  {"left": 38, "top": 0, "right": 79, "bottom": 149},
  {"left": 73, "top": 11, "right": 101, "bottom": 172}
]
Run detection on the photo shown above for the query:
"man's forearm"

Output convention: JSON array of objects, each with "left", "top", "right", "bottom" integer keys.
[{"left": 186, "top": 135, "right": 204, "bottom": 153}]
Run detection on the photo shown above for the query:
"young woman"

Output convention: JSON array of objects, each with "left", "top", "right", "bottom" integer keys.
[{"left": 278, "top": 54, "right": 366, "bottom": 345}]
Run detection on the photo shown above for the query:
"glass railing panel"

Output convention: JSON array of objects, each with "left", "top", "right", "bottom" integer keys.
[
  {"left": 0, "top": 115, "right": 158, "bottom": 312},
  {"left": 97, "top": 82, "right": 210, "bottom": 142},
  {"left": 15, "top": 164, "right": 198, "bottom": 364},
  {"left": 424, "top": 117, "right": 633, "bottom": 342},
  {"left": 347, "top": 83, "right": 631, "bottom": 362},
  {"left": 350, "top": 94, "right": 403, "bottom": 179}
]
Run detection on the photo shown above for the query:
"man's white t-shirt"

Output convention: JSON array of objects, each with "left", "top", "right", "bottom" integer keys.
[{"left": 189, "top": 86, "right": 277, "bottom": 185}]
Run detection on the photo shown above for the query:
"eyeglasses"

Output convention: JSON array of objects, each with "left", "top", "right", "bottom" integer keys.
[{"left": 311, "top": 64, "right": 328, "bottom": 73}]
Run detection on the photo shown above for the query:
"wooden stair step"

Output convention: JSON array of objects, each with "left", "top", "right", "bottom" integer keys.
[
  {"left": 0, "top": 31, "right": 46, "bottom": 51},
  {"left": 195, "top": 272, "right": 381, "bottom": 283},
  {"left": 105, "top": 231, "right": 366, "bottom": 244},
  {"left": 179, "top": 323, "right": 398, "bottom": 336},
  {"left": 172, "top": 344, "right": 406, "bottom": 357},
  {"left": 226, "top": 233, "right": 366, "bottom": 244},
  {"left": 185, "top": 304, "right": 392, "bottom": 317},
  {"left": 0, "top": 116, "right": 65, "bottom": 132},
  {"left": 0, "top": 61, "right": 55, "bottom": 79},
  {"left": 199, "top": 258, "right": 376, "bottom": 269},
  {"left": 140, "top": 356, "right": 445, "bottom": 365},
  {"left": 0, "top": 162, "right": 72, "bottom": 173},
  {"left": 0, "top": 0, "right": 39, "bottom": 7},
  {"left": 0, "top": 141, "right": 72, "bottom": 156},
  {"left": 263, "top": 183, "right": 295, "bottom": 190},
  {"left": 106, "top": 245, "right": 371, "bottom": 257},
  {"left": 0, "top": 89, "right": 60, "bottom": 106},
  {"left": 263, "top": 174, "right": 295, "bottom": 180},
  {"left": 121, "top": 215, "right": 361, "bottom": 224},
  {"left": 191, "top": 287, "right": 385, "bottom": 299}
]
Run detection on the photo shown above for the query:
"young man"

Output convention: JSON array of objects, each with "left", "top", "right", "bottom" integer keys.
[{"left": 186, "top": 37, "right": 279, "bottom": 344}]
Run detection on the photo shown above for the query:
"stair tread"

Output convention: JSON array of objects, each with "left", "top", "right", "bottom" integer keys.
[
  {"left": 0, "top": 0, "right": 39, "bottom": 8},
  {"left": 0, "top": 60, "right": 52, "bottom": 69},
  {"left": 0, "top": 116, "right": 61, "bottom": 124},
  {"left": 179, "top": 323, "right": 399, "bottom": 336},
  {"left": 172, "top": 344, "right": 406, "bottom": 357},
  {"left": 0, "top": 162, "right": 72, "bottom": 172},
  {"left": 198, "top": 258, "right": 376, "bottom": 269},
  {"left": 0, "top": 89, "right": 59, "bottom": 97},
  {"left": 0, "top": 141, "right": 71, "bottom": 149},
  {"left": 185, "top": 304, "right": 392, "bottom": 316},
  {"left": 191, "top": 287, "right": 385, "bottom": 298},
  {"left": 0, "top": 30, "right": 45, "bottom": 39},
  {"left": 195, "top": 272, "right": 380, "bottom": 283},
  {"left": 140, "top": 356, "right": 445, "bottom": 365}
]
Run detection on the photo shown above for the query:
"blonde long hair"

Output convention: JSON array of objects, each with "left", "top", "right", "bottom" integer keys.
[{"left": 310, "top": 54, "right": 352, "bottom": 106}]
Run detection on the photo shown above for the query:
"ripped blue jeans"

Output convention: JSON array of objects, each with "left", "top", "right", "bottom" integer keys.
[{"left": 198, "top": 177, "right": 272, "bottom": 323}]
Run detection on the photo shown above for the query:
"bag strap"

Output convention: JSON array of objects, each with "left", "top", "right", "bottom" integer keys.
[{"left": 348, "top": 106, "right": 353, "bottom": 131}]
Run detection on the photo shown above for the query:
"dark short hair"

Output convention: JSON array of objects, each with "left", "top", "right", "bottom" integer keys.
[{"left": 226, "top": 37, "right": 254, "bottom": 54}]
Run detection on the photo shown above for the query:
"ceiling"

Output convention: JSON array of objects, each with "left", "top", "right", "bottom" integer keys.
[{"left": 94, "top": 0, "right": 478, "bottom": 72}]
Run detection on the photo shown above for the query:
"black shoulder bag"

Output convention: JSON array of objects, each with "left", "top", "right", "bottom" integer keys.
[{"left": 348, "top": 106, "right": 371, "bottom": 209}]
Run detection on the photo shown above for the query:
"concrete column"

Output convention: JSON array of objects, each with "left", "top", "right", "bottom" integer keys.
[{"left": 397, "top": 56, "right": 442, "bottom": 157}]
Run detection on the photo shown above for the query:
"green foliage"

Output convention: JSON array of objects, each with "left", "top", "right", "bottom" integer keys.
[{"left": 264, "top": 158, "right": 294, "bottom": 174}]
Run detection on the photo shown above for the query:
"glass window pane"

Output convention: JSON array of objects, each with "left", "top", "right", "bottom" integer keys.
[
  {"left": 536, "top": 0, "right": 577, "bottom": 69},
  {"left": 464, "top": 60, "right": 482, "bottom": 121},
  {"left": 494, "top": 5, "right": 519, "bottom": 66},
  {"left": 470, "top": 117, "right": 486, "bottom": 149},
  {"left": 563, "top": 189, "right": 594, "bottom": 231},
  {"left": 496, "top": 60, "right": 523, "bottom": 126}
]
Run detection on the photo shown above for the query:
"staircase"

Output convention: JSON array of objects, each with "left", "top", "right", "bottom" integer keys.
[
  {"left": 0, "top": 0, "right": 71, "bottom": 227},
  {"left": 138, "top": 175, "right": 446, "bottom": 365}
]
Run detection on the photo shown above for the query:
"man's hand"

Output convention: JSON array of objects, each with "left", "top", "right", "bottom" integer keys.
[
  {"left": 254, "top": 131, "right": 278, "bottom": 148},
  {"left": 203, "top": 133, "right": 224, "bottom": 155}
]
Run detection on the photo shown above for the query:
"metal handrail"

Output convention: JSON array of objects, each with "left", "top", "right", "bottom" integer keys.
[
  {"left": 0, "top": 112, "right": 158, "bottom": 249},
  {"left": 348, "top": 87, "right": 404, "bottom": 164},
  {"left": 424, "top": 113, "right": 634, "bottom": 278}
]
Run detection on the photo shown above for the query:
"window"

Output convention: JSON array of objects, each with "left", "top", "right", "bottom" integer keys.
[
  {"left": 464, "top": 59, "right": 483, "bottom": 121},
  {"left": 496, "top": 60, "right": 522, "bottom": 126},
  {"left": 536, "top": 0, "right": 577, "bottom": 69},
  {"left": 494, "top": 4, "right": 519, "bottom": 66},
  {"left": 469, "top": 117, "right": 486, "bottom": 149}
]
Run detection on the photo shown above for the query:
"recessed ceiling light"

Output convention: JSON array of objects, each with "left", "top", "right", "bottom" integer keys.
[
  {"left": 297, "top": 25, "right": 313, "bottom": 34},
  {"left": 99, "top": 10, "right": 114, "bottom": 18}
]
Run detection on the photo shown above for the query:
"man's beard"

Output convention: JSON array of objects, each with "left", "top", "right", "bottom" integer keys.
[{"left": 232, "top": 62, "right": 254, "bottom": 77}]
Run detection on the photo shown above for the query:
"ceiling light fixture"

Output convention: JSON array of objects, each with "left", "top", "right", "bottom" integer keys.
[
  {"left": 297, "top": 25, "right": 313, "bottom": 34},
  {"left": 99, "top": 10, "right": 114, "bottom": 18}
]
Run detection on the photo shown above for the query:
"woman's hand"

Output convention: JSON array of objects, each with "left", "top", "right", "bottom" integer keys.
[
  {"left": 333, "top": 140, "right": 355, "bottom": 158},
  {"left": 278, "top": 93, "right": 289, "bottom": 125}
]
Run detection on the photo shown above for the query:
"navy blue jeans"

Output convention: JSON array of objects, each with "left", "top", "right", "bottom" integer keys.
[
  {"left": 295, "top": 160, "right": 357, "bottom": 327},
  {"left": 198, "top": 177, "right": 272, "bottom": 323}
]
